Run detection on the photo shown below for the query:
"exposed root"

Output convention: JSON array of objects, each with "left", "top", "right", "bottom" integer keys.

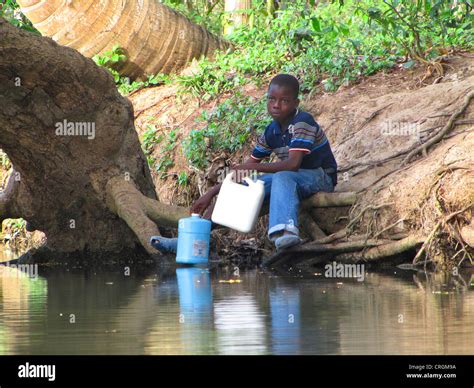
[
  {"left": 263, "top": 237, "right": 394, "bottom": 268},
  {"left": 413, "top": 204, "right": 473, "bottom": 266},
  {"left": 301, "top": 202, "right": 395, "bottom": 245},
  {"left": 334, "top": 234, "right": 425, "bottom": 262},
  {"left": 106, "top": 176, "right": 189, "bottom": 255},
  {"left": 336, "top": 103, "right": 393, "bottom": 148},
  {"left": 460, "top": 220, "right": 474, "bottom": 248},
  {"left": 299, "top": 210, "right": 327, "bottom": 240},
  {"left": 402, "top": 90, "right": 474, "bottom": 166},
  {"left": 303, "top": 191, "right": 356, "bottom": 207},
  {"left": 106, "top": 174, "right": 356, "bottom": 257}
]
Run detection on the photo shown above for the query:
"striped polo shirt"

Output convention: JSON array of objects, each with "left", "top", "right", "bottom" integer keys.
[{"left": 251, "top": 109, "right": 338, "bottom": 185}]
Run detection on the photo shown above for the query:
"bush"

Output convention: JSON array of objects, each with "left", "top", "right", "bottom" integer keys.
[
  {"left": 0, "top": 0, "right": 39, "bottom": 34},
  {"left": 93, "top": 45, "right": 171, "bottom": 95},
  {"left": 173, "top": 0, "right": 473, "bottom": 98},
  {"left": 183, "top": 93, "right": 268, "bottom": 170}
]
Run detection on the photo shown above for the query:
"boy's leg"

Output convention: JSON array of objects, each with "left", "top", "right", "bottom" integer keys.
[{"left": 268, "top": 168, "right": 334, "bottom": 242}]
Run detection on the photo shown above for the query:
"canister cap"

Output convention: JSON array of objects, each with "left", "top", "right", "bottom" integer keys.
[{"left": 191, "top": 213, "right": 201, "bottom": 217}]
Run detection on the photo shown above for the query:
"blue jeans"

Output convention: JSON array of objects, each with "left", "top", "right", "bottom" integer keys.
[{"left": 256, "top": 168, "right": 334, "bottom": 241}]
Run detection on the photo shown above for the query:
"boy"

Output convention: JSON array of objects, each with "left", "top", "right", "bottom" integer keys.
[{"left": 151, "top": 74, "right": 337, "bottom": 252}]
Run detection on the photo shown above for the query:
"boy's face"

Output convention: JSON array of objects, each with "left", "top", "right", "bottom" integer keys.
[{"left": 267, "top": 84, "right": 299, "bottom": 123}]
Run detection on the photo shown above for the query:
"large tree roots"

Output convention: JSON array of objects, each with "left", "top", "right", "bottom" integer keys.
[
  {"left": 264, "top": 194, "right": 472, "bottom": 269},
  {"left": 105, "top": 176, "right": 189, "bottom": 255}
]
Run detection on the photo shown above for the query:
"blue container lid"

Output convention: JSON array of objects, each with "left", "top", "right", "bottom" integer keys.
[{"left": 178, "top": 214, "right": 212, "bottom": 233}]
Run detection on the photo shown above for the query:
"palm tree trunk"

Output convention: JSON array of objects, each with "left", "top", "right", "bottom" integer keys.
[{"left": 16, "top": 0, "right": 229, "bottom": 80}]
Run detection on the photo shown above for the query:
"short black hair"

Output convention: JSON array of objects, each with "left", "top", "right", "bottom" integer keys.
[{"left": 269, "top": 74, "right": 300, "bottom": 99}]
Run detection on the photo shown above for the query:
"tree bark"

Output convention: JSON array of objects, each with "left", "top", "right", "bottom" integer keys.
[
  {"left": 16, "top": 0, "right": 229, "bottom": 79},
  {"left": 0, "top": 18, "right": 159, "bottom": 255}
]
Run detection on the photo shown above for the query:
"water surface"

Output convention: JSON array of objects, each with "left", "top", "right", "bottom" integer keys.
[{"left": 0, "top": 249, "right": 472, "bottom": 355}]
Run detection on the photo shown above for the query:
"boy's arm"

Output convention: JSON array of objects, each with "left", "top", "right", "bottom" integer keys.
[
  {"left": 234, "top": 151, "right": 304, "bottom": 174},
  {"left": 190, "top": 157, "right": 261, "bottom": 215}
]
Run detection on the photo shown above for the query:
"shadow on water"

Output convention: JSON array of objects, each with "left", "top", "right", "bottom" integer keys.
[{"left": 0, "top": 246, "right": 473, "bottom": 355}]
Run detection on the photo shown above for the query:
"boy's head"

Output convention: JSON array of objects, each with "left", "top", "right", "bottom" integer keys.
[{"left": 267, "top": 74, "right": 300, "bottom": 122}]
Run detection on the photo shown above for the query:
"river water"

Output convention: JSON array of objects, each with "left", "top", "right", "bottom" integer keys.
[{"left": 0, "top": 248, "right": 473, "bottom": 355}]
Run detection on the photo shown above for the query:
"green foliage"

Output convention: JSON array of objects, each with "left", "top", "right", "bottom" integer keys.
[
  {"left": 93, "top": 45, "right": 171, "bottom": 95},
  {"left": 1, "top": 218, "right": 28, "bottom": 250},
  {"left": 0, "top": 150, "right": 11, "bottom": 170},
  {"left": 141, "top": 123, "right": 178, "bottom": 178},
  {"left": 161, "top": 0, "right": 225, "bottom": 34},
  {"left": 174, "top": 0, "right": 473, "bottom": 98},
  {"left": 156, "top": 129, "right": 178, "bottom": 176},
  {"left": 353, "top": 0, "right": 473, "bottom": 60},
  {"left": 0, "top": 0, "right": 39, "bottom": 34},
  {"left": 183, "top": 93, "right": 267, "bottom": 170},
  {"left": 177, "top": 171, "right": 189, "bottom": 187}
]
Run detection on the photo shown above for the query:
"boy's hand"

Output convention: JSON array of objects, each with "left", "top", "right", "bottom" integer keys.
[{"left": 190, "top": 192, "right": 214, "bottom": 215}]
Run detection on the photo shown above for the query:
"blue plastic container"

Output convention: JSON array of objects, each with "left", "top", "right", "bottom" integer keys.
[{"left": 176, "top": 214, "right": 212, "bottom": 264}]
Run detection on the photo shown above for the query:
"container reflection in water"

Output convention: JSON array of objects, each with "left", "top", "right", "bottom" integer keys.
[
  {"left": 270, "top": 287, "right": 301, "bottom": 354},
  {"left": 176, "top": 267, "right": 214, "bottom": 353}
]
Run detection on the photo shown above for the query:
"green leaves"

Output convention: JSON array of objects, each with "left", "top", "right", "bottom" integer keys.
[
  {"left": 403, "top": 60, "right": 416, "bottom": 69},
  {"left": 356, "top": 0, "right": 473, "bottom": 61},
  {"left": 0, "top": 0, "right": 39, "bottom": 34},
  {"left": 311, "top": 17, "right": 321, "bottom": 32},
  {"left": 93, "top": 46, "right": 170, "bottom": 95},
  {"left": 183, "top": 93, "right": 267, "bottom": 170},
  {"left": 141, "top": 124, "right": 178, "bottom": 178}
]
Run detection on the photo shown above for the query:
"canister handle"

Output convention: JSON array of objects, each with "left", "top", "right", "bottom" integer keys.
[
  {"left": 224, "top": 171, "right": 235, "bottom": 182},
  {"left": 243, "top": 177, "right": 254, "bottom": 186}
]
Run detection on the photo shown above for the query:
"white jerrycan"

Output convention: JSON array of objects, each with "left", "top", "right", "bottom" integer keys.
[{"left": 211, "top": 171, "right": 265, "bottom": 233}]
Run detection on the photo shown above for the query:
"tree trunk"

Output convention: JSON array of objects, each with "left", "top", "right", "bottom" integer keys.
[
  {"left": 16, "top": 0, "right": 229, "bottom": 80},
  {"left": 224, "top": 0, "right": 252, "bottom": 34},
  {"left": 0, "top": 18, "right": 165, "bottom": 256}
]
